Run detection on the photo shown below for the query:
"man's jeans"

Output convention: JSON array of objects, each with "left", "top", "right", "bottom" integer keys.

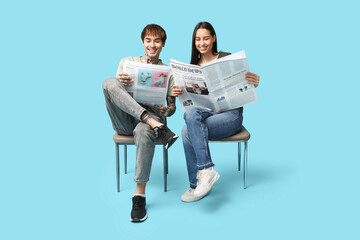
[
  {"left": 102, "top": 77, "right": 164, "bottom": 183},
  {"left": 181, "top": 107, "right": 243, "bottom": 189}
]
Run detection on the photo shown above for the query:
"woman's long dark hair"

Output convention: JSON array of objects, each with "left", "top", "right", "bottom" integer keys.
[{"left": 190, "top": 22, "right": 218, "bottom": 65}]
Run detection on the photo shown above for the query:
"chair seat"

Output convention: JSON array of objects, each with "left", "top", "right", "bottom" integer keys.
[
  {"left": 113, "top": 126, "right": 251, "bottom": 191},
  {"left": 113, "top": 134, "right": 164, "bottom": 144},
  {"left": 209, "top": 126, "right": 250, "bottom": 142}
]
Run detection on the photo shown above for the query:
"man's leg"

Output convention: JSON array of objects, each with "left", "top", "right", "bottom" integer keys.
[
  {"left": 130, "top": 113, "right": 163, "bottom": 222},
  {"left": 103, "top": 77, "right": 145, "bottom": 133},
  {"left": 133, "top": 111, "right": 164, "bottom": 186},
  {"left": 103, "top": 77, "right": 177, "bottom": 147}
]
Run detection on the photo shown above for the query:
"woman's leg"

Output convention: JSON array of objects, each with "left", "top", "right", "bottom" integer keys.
[
  {"left": 181, "top": 125, "right": 198, "bottom": 189},
  {"left": 182, "top": 107, "right": 243, "bottom": 190},
  {"left": 206, "top": 108, "right": 243, "bottom": 140},
  {"left": 183, "top": 107, "right": 215, "bottom": 170}
]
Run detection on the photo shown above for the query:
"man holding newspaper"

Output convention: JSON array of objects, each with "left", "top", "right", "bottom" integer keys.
[{"left": 102, "top": 24, "right": 178, "bottom": 223}]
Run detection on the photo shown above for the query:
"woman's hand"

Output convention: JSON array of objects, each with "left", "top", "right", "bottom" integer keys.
[
  {"left": 172, "top": 85, "right": 184, "bottom": 96},
  {"left": 245, "top": 72, "right": 260, "bottom": 87},
  {"left": 117, "top": 73, "right": 134, "bottom": 86}
]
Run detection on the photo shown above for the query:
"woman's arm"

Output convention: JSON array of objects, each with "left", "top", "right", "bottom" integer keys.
[{"left": 172, "top": 85, "right": 184, "bottom": 96}]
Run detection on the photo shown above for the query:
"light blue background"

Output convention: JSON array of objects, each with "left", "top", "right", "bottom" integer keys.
[{"left": 1, "top": 0, "right": 359, "bottom": 239}]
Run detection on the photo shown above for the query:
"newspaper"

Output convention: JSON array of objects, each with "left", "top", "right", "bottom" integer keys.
[
  {"left": 170, "top": 50, "right": 258, "bottom": 112},
  {"left": 123, "top": 61, "right": 170, "bottom": 108}
]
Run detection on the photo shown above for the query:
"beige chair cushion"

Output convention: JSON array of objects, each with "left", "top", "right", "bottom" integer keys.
[
  {"left": 113, "top": 126, "right": 250, "bottom": 144},
  {"left": 113, "top": 134, "right": 164, "bottom": 144},
  {"left": 209, "top": 126, "right": 250, "bottom": 142}
]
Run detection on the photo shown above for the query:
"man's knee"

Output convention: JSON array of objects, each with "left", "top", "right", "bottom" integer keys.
[
  {"left": 102, "top": 77, "right": 117, "bottom": 91},
  {"left": 134, "top": 123, "right": 155, "bottom": 143},
  {"left": 103, "top": 77, "right": 126, "bottom": 93}
]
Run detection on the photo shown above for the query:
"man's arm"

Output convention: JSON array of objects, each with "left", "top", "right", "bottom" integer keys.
[
  {"left": 116, "top": 58, "right": 127, "bottom": 76},
  {"left": 160, "top": 96, "right": 176, "bottom": 117},
  {"left": 159, "top": 72, "right": 176, "bottom": 117},
  {"left": 116, "top": 57, "right": 134, "bottom": 86}
]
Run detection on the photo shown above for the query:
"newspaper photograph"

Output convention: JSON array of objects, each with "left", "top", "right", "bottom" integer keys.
[
  {"left": 170, "top": 50, "right": 258, "bottom": 112},
  {"left": 123, "top": 61, "right": 170, "bottom": 108},
  {"left": 169, "top": 59, "right": 216, "bottom": 111}
]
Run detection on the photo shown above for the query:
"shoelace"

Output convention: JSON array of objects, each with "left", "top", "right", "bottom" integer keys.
[
  {"left": 153, "top": 125, "right": 166, "bottom": 137},
  {"left": 133, "top": 197, "right": 143, "bottom": 208},
  {"left": 159, "top": 125, "right": 167, "bottom": 134}
]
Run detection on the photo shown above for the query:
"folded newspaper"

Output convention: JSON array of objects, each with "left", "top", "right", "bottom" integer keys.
[
  {"left": 170, "top": 50, "right": 258, "bottom": 112},
  {"left": 123, "top": 61, "right": 170, "bottom": 108}
]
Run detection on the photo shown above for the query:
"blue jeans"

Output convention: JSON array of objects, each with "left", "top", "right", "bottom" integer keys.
[{"left": 181, "top": 107, "right": 243, "bottom": 188}]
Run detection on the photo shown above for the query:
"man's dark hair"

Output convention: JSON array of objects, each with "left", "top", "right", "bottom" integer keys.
[{"left": 141, "top": 24, "right": 167, "bottom": 44}]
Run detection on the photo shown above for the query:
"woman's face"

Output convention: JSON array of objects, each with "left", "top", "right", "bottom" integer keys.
[{"left": 195, "top": 28, "right": 216, "bottom": 55}]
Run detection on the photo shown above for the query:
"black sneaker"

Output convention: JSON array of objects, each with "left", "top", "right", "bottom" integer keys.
[
  {"left": 130, "top": 196, "right": 147, "bottom": 223},
  {"left": 155, "top": 125, "right": 179, "bottom": 149}
]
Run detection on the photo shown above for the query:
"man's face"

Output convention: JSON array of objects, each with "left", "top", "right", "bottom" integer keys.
[{"left": 143, "top": 35, "right": 164, "bottom": 58}]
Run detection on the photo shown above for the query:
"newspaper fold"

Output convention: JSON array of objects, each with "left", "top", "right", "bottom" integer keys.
[
  {"left": 170, "top": 50, "right": 258, "bottom": 112},
  {"left": 123, "top": 61, "right": 170, "bottom": 108}
]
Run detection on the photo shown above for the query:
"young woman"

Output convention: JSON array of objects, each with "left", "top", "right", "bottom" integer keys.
[{"left": 173, "top": 22, "right": 260, "bottom": 202}]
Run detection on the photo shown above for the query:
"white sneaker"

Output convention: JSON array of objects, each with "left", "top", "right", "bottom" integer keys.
[
  {"left": 194, "top": 167, "right": 220, "bottom": 198},
  {"left": 181, "top": 188, "right": 212, "bottom": 202}
]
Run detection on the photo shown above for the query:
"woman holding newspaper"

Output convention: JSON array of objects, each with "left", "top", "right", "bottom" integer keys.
[{"left": 173, "top": 21, "right": 260, "bottom": 202}]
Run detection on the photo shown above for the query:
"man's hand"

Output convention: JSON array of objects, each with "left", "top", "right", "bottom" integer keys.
[
  {"left": 245, "top": 72, "right": 260, "bottom": 87},
  {"left": 117, "top": 73, "right": 134, "bottom": 86},
  {"left": 172, "top": 85, "right": 183, "bottom": 96}
]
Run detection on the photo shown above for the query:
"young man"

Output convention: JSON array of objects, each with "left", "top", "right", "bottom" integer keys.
[{"left": 102, "top": 24, "right": 178, "bottom": 223}]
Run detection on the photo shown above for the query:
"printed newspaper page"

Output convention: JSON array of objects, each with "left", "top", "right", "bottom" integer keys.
[
  {"left": 170, "top": 50, "right": 258, "bottom": 112},
  {"left": 169, "top": 59, "right": 216, "bottom": 111},
  {"left": 123, "top": 61, "right": 170, "bottom": 108}
]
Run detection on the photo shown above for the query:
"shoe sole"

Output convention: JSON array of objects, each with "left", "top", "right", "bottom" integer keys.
[
  {"left": 130, "top": 213, "right": 148, "bottom": 223},
  {"left": 165, "top": 134, "right": 179, "bottom": 149},
  {"left": 181, "top": 188, "right": 212, "bottom": 202},
  {"left": 181, "top": 195, "right": 202, "bottom": 202},
  {"left": 194, "top": 172, "right": 220, "bottom": 198}
]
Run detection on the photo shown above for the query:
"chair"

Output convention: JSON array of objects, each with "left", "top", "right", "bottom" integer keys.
[
  {"left": 113, "top": 134, "right": 168, "bottom": 192},
  {"left": 209, "top": 125, "right": 250, "bottom": 189}
]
